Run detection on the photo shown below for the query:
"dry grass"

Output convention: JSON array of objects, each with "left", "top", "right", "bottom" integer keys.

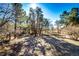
[
  {"left": 52, "top": 36, "right": 79, "bottom": 46},
  {"left": 63, "top": 39, "right": 79, "bottom": 46}
]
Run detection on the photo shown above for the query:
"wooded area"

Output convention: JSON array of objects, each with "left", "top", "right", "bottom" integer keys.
[{"left": 0, "top": 3, "right": 79, "bottom": 56}]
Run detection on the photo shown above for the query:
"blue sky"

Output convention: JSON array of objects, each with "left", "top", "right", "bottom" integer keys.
[{"left": 22, "top": 3, "right": 79, "bottom": 26}]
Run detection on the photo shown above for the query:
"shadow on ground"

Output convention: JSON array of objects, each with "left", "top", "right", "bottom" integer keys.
[
  {"left": 5, "top": 35, "right": 79, "bottom": 56},
  {"left": 42, "top": 35, "right": 79, "bottom": 56},
  {"left": 23, "top": 35, "right": 46, "bottom": 56}
]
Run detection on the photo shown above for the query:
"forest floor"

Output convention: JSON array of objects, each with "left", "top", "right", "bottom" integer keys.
[
  {"left": 51, "top": 35, "right": 79, "bottom": 46},
  {"left": 0, "top": 35, "right": 79, "bottom": 56},
  {"left": 16, "top": 35, "right": 79, "bottom": 56}
]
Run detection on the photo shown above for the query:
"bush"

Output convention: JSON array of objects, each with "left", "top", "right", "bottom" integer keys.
[{"left": 67, "top": 26, "right": 79, "bottom": 40}]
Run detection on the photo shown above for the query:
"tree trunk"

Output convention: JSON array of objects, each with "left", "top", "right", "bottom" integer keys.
[{"left": 14, "top": 19, "right": 17, "bottom": 39}]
